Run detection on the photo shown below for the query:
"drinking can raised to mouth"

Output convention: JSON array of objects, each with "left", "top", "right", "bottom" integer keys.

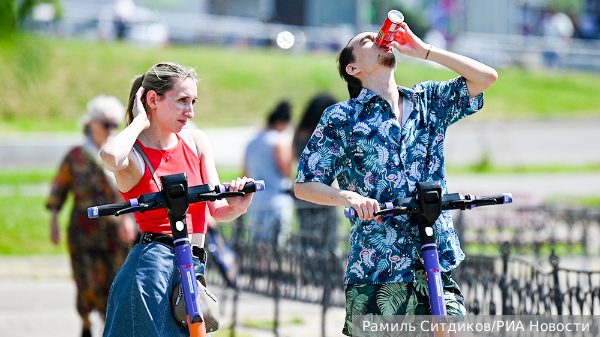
[{"left": 376, "top": 10, "right": 405, "bottom": 47}]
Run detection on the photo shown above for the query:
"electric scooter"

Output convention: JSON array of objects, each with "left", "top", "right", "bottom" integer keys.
[
  {"left": 346, "top": 181, "right": 512, "bottom": 334},
  {"left": 88, "top": 173, "right": 264, "bottom": 337}
]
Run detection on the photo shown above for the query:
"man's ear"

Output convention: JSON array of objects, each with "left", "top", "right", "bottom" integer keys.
[{"left": 346, "top": 63, "right": 360, "bottom": 76}]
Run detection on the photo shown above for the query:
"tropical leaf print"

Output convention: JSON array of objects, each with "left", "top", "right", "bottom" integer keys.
[
  {"left": 445, "top": 291, "right": 466, "bottom": 315},
  {"left": 384, "top": 227, "right": 398, "bottom": 248},
  {"left": 296, "top": 79, "right": 480, "bottom": 284},
  {"left": 360, "top": 248, "right": 376, "bottom": 268},
  {"left": 329, "top": 106, "right": 348, "bottom": 121},
  {"left": 428, "top": 155, "right": 441, "bottom": 175},
  {"left": 367, "top": 112, "right": 383, "bottom": 127},
  {"left": 349, "top": 261, "right": 365, "bottom": 279},
  {"left": 317, "top": 146, "right": 333, "bottom": 163},
  {"left": 376, "top": 283, "right": 408, "bottom": 315},
  {"left": 408, "top": 162, "right": 423, "bottom": 181},
  {"left": 346, "top": 286, "right": 368, "bottom": 317},
  {"left": 414, "top": 270, "right": 429, "bottom": 296},
  {"left": 375, "top": 145, "right": 389, "bottom": 166},
  {"left": 307, "top": 152, "right": 321, "bottom": 170},
  {"left": 405, "top": 293, "right": 419, "bottom": 315},
  {"left": 411, "top": 143, "right": 427, "bottom": 158},
  {"left": 378, "top": 120, "right": 392, "bottom": 138},
  {"left": 353, "top": 122, "right": 371, "bottom": 135}
]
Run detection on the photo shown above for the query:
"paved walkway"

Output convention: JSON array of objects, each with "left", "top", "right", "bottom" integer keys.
[
  {"left": 2, "top": 120, "right": 599, "bottom": 203},
  {"left": 0, "top": 256, "right": 346, "bottom": 337},
  {"left": 2, "top": 119, "right": 600, "bottom": 169}
]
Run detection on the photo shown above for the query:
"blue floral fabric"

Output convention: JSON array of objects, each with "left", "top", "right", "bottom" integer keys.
[{"left": 295, "top": 76, "right": 484, "bottom": 284}]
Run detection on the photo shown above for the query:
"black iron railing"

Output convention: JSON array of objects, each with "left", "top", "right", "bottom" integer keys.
[{"left": 204, "top": 205, "right": 600, "bottom": 337}]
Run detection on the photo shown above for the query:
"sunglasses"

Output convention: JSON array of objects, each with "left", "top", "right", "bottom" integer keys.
[{"left": 100, "top": 121, "right": 119, "bottom": 130}]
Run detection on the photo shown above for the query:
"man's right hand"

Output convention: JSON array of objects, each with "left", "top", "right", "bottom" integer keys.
[
  {"left": 294, "top": 182, "right": 382, "bottom": 223},
  {"left": 344, "top": 191, "right": 382, "bottom": 222}
]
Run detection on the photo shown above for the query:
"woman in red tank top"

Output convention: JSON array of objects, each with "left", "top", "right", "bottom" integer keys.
[{"left": 99, "top": 62, "right": 254, "bottom": 337}]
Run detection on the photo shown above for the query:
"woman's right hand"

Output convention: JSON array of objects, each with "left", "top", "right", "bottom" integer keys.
[{"left": 132, "top": 87, "right": 150, "bottom": 130}]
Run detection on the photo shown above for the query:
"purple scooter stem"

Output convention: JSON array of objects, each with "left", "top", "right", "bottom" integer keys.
[
  {"left": 422, "top": 243, "right": 447, "bottom": 315},
  {"left": 174, "top": 238, "right": 204, "bottom": 324}
]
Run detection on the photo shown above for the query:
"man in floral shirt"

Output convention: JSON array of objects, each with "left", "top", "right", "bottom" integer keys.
[{"left": 294, "top": 21, "right": 497, "bottom": 335}]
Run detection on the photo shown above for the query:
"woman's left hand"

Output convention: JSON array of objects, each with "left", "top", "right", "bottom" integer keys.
[{"left": 224, "top": 176, "right": 254, "bottom": 213}]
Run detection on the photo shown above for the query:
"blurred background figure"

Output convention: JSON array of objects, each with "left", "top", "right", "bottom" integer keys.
[
  {"left": 244, "top": 100, "right": 293, "bottom": 246},
  {"left": 542, "top": 7, "right": 574, "bottom": 68},
  {"left": 97, "top": 0, "right": 169, "bottom": 47},
  {"left": 113, "top": 0, "right": 135, "bottom": 40},
  {"left": 292, "top": 92, "right": 339, "bottom": 254},
  {"left": 205, "top": 210, "right": 239, "bottom": 288},
  {"left": 46, "top": 95, "right": 136, "bottom": 337}
]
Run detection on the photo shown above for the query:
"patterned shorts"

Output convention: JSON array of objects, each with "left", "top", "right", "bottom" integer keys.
[{"left": 343, "top": 270, "right": 466, "bottom": 336}]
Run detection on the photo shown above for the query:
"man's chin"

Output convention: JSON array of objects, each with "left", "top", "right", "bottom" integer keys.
[{"left": 380, "top": 55, "right": 397, "bottom": 69}]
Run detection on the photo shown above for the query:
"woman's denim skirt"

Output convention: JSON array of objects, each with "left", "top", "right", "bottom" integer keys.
[{"left": 103, "top": 241, "right": 206, "bottom": 337}]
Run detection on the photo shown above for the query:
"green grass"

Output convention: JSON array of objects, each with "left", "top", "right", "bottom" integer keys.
[
  {"left": 464, "top": 242, "right": 589, "bottom": 257},
  {"left": 0, "top": 166, "right": 249, "bottom": 255},
  {"left": 0, "top": 168, "right": 57, "bottom": 184},
  {"left": 242, "top": 316, "right": 305, "bottom": 330},
  {"left": 210, "top": 328, "right": 252, "bottom": 337},
  {"left": 2, "top": 34, "right": 600, "bottom": 133},
  {"left": 0, "top": 193, "right": 70, "bottom": 255},
  {"left": 447, "top": 162, "right": 600, "bottom": 175}
]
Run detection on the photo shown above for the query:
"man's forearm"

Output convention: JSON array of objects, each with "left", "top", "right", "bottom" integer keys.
[
  {"left": 294, "top": 181, "right": 351, "bottom": 206},
  {"left": 426, "top": 46, "right": 498, "bottom": 97},
  {"left": 295, "top": 181, "right": 382, "bottom": 221}
]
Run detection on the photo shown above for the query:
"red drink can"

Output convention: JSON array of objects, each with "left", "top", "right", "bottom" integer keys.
[{"left": 376, "top": 10, "right": 405, "bottom": 47}]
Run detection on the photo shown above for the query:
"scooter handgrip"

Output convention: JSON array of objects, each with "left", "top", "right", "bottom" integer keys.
[
  {"left": 216, "top": 180, "right": 265, "bottom": 193},
  {"left": 87, "top": 200, "right": 135, "bottom": 218}
]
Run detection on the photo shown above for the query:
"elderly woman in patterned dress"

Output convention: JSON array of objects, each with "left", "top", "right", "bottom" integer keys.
[{"left": 46, "top": 95, "right": 136, "bottom": 337}]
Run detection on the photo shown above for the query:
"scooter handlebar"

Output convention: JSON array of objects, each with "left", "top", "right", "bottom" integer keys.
[{"left": 88, "top": 180, "right": 265, "bottom": 219}]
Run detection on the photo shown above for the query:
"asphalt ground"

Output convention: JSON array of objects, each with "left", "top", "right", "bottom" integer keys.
[
  {"left": 0, "top": 256, "right": 347, "bottom": 337},
  {"left": 2, "top": 120, "right": 600, "bottom": 169}
]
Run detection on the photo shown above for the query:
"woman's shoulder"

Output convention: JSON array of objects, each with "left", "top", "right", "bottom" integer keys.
[
  {"left": 181, "top": 128, "right": 210, "bottom": 146},
  {"left": 64, "top": 146, "right": 88, "bottom": 162},
  {"left": 183, "top": 128, "right": 207, "bottom": 138}
]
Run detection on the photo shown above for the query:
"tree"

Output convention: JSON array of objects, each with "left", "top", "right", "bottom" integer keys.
[{"left": 0, "top": 0, "right": 16, "bottom": 39}]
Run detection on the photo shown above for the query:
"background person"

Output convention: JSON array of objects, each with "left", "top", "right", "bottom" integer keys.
[
  {"left": 294, "top": 20, "right": 498, "bottom": 336},
  {"left": 46, "top": 95, "right": 136, "bottom": 337},
  {"left": 292, "top": 92, "right": 339, "bottom": 254},
  {"left": 100, "top": 62, "right": 254, "bottom": 336},
  {"left": 542, "top": 7, "right": 574, "bottom": 68},
  {"left": 113, "top": 0, "right": 135, "bottom": 40},
  {"left": 243, "top": 100, "right": 294, "bottom": 246}
]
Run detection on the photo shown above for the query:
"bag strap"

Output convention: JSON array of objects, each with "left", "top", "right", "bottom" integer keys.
[{"left": 133, "top": 142, "right": 162, "bottom": 191}]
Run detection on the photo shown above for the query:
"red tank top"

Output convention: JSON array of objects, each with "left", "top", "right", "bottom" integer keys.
[{"left": 121, "top": 134, "right": 207, "bottom": 234}]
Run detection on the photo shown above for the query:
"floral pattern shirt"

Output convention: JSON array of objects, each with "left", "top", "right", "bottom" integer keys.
[{"left": 295, "top": 76, "right": 484, "bottom": 284}]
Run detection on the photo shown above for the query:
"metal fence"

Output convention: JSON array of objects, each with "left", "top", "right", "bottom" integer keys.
[
  {"left": 454, "top": 206, "right": 600, "bottom": 256},
  {"left": 454, "top": 243, "right": 600, "bottom": 316},
  {"left": 205, "top": 204, "right": 600, "bottom": 336}
]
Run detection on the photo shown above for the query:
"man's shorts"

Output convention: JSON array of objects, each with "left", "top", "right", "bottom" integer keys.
[{"left": 342, "top": 270, "right": 466, "bottom": 336}]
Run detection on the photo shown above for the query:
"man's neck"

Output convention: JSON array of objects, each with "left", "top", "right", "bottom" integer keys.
[{"left": 362, "top": 70, "right": 401, "bottom": 119}]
